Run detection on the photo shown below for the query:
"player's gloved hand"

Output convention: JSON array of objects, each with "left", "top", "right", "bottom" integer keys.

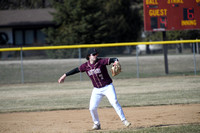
[
  {"left": 58, "top": 74, "right": 66, "bottom": 83},
  {"left": 111, "top": 61, "right": 121, "bottom": 76}
]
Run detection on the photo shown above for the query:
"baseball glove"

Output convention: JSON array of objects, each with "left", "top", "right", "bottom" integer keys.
[{"left": 111, "top": 61, "right": 121, "bottom": 76}]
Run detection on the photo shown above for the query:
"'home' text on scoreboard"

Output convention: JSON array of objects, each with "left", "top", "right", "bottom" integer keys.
[{"left": 143, "top": 0, "right": 200, "bottom": 31}]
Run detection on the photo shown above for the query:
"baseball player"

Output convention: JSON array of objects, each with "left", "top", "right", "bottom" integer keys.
[{"left": 58, "top": 48, "right": 131, "bottom": 130}]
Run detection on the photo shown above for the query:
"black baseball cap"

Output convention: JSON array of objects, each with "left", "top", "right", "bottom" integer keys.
[{"left": 86, "top": 48, "right": 98, "bottom": 60}]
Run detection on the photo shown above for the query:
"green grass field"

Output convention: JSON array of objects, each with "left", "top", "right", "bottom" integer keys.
[{"left": 0, "top": 76, "right": 199, "bottom": 113}]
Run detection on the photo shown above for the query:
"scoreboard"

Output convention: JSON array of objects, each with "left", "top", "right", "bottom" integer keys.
[{"left": 143, "top": 0, "right": 200, "bottom": 31}]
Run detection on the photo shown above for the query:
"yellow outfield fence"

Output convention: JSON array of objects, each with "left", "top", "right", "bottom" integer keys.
[{"left": 0, "top": 39, "right": 200, "bottom": 52}]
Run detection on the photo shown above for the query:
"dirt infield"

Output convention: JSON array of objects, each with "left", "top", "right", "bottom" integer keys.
[{"left": 0, "top": 104, "right": 199, "bottom": 133}]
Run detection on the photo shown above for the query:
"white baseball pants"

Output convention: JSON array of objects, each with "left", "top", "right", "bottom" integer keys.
[{"left": 89, "top": 83, "right": 126, "bottom": 125}]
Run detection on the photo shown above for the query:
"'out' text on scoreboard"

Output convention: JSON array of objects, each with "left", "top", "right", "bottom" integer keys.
[{"left": 143, "top": 0, "right": 200, "bottom": 31}]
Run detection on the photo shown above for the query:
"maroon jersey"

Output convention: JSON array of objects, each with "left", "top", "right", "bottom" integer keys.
[{"left": 79, "top": 58, "right": 112, "bottom": 88}]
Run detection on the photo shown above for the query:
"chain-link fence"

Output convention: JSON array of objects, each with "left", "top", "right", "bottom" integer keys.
[{"left": 0, "top": 41, "right": 199, "bottom": 84}]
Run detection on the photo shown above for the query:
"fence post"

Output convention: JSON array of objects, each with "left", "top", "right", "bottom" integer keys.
[
  {"left": 193, "top": 43, "right": 197, "bottom": 76},
  {"left": 163, "top": 31, "right": 169, "bottom": 74},
  {"left": 180, "top": 38, "right": 184, "bottom": 50},
  {"left": 20, "top": 47, "right": 24, "bottom": 83},
  {"left": 136, "top": 45, "right": 140, "bottom": 78},
  {"left": 79, "top": 48, "right": 82, "bottom": 81},
  {"left": 196, "top": 38, "right": 199, "bottom": 54}
]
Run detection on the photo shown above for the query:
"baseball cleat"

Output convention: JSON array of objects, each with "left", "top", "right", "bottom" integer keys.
[
  {"left": 123, "top": 120, "right": 131, "bottom": 127},
  {"left": 92, "top": 124, "right": 101, "bottom": 130}
]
